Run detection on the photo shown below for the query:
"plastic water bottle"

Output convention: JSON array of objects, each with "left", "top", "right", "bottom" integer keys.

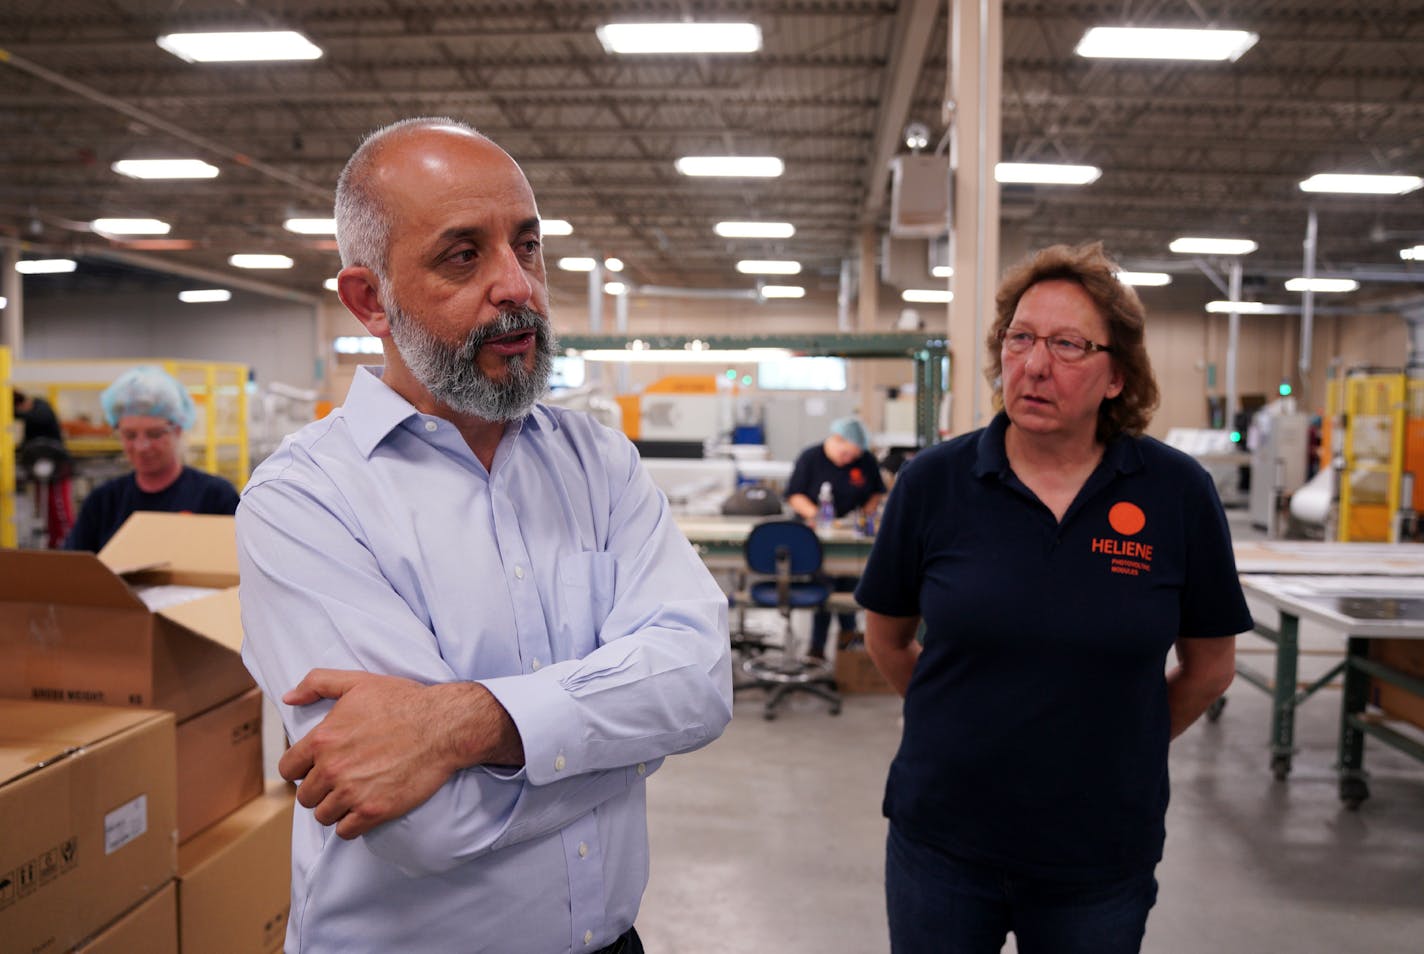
[{"left": 817, "top": 482, "right": 835, "bottom": 529}]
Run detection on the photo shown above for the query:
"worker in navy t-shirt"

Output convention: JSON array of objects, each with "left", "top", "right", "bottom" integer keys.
[
  {"left": 784, "top": 416, "right": 886, "bottom": 659},
  {"left": 856, "top": 243, "right": 1251, "bottom": 954},
  {"left": 62, "top": 366, "right": 239, "bottom": 552}
]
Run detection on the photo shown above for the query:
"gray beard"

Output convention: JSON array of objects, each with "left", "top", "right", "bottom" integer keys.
[{"left": 386, "top": 300, "right": 557, "bottom": 422}]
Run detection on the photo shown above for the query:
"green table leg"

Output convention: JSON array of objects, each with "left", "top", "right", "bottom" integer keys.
[
  {"left": 1269, "top": 611, "right": 1300, "bottom": 779},
  {"left": 1337, "top": 637, "right": 1371, "bottom": 809}
]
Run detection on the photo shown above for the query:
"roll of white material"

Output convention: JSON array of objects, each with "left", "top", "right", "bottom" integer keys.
[{"left": 1289, "top": 467, "right": 1333, "bottom": 526}]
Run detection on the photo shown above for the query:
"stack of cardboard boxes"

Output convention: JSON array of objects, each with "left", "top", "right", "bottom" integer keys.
[{"left": 0, "top": 513, "right": 293, "bottom": 953}]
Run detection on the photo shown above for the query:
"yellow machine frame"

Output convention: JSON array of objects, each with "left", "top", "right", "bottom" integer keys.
[
  {"left": 1, "top": 347, "right": 15, "bottom": 547},
  {"left": 1331, "top": 369, "right": 1409, "bottom": 542}
]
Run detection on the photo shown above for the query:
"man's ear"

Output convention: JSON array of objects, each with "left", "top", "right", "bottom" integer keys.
[{"left": 337, "top": 267, "right": 390, "bottom": 338}]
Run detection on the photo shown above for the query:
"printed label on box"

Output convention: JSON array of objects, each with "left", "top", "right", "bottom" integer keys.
[{"left": 105, "top": 794, "right": 148, "bottom": 854}]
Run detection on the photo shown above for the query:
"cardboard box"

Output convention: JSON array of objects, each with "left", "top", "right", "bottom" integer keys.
[
  {"left": 73, "top": 882, "right": 178, "bottom": 954},
  {"left": 833, "top": 646, "right": 896, "bottom": 694},
  {"left": 177, "top": 688, "right": 264, "bottom": 842},
  {"left": 1370, "top": 638, "right": 1424, "bottom": 729},
  {"left": 178, "top": 782, "right": 294, "bottom": 954},
  {"left": 0, "top": 700, "right": 177, "bottom": 954},
  {"left": 0, "top": 512, "right": 252, "bottom": 722}
]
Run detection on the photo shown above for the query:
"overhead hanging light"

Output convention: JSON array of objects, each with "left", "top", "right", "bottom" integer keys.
[
  {"left": 1299, "top": 173, "right": 1423, "bottom": 195},
  {"left": 676, "top": 156, "right": 784, "bottom": 178},
  {"left": 760, "top": 285, "right": 805, "bottom": 299},
  {"left": 603, "top": 258, "right": 624, "bottom": 272},
  {"left": 229, "top": 253, "right": 294, "bottom": 269},
  {"left": 157, "top": 30, "right": 323, "bottom": 63},
  {"left": 558, "top": 257, "right": 597, "bottom": 272},
  {"left": 1075, "top": 27, "right": 1258, "bottom": 62},
  {"left": 596, "top": 22, "right": 762, "bottom": 55},
  {"left": 284, "top": 217, "right": 337, "bottom": 235},
  {"left": 574, "top": 346, "right": 793, "bottom": 364},
  {"left": 112, "top": 158, "right": 219, "bottom": 179},
  {"left": 1169, "top": 237, "right": 1257, "bottom": 255},
  {"left": 91, "top": 218, "right": 171, "bottom": 236},
  {"left": 903, "top": 289, "right": 953, "bottom": 303},
  {"left": 715, "top": 221, "right": 796, "bottom": 238},
  {"left": 1116, "top": 271, "right": 1172, "bottom": 287},
  {"left": 1285, "top": 277, "right": 1359, "bottom": 293},
  {"left": 323, "top": 278, "right": 340, "bottom": 291},
  {"left": 15, "top": 259, "right": 77, "bottom": 274},
  {"left": 604, "top": 281, "right": 628, "bottom": 296},
  {"left": 540, "top": 218, "right": 574, "bottom": 236},
  {"left": 1401, "top": 246, "right": 1424, "bottom": 261},
  {"left": 1205, "top": 300, "right": 1290, "bottom": 314},
  {"left": 931, "top": 265, "right": 954, "bottom": 278},
  {"left": 736, "top": 259, "right": 800, "bottom": 275},
  {"left": 178, "top": 289, "right": 231, "bottom": 303},
  {"left": 995, "top": 163, "right": 1101, "bottom": 185}
]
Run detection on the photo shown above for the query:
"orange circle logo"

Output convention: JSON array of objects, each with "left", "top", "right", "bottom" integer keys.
[{"left": 1108, "top": 501, "right": 1146, "bottom": 535}]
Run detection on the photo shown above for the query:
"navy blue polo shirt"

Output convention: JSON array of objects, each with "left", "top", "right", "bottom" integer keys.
[
  {"left": 63, "top": 466, "right": 240, "bottom": 552},
  {"left": 856, "top": 412, "right": 1252, "bottom": 881},
  {"left": 785, "top": 444, "right": 886, "bottom": 518}
]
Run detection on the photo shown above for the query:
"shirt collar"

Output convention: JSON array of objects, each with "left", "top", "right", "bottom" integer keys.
[
  {"left": 342, "top": 365, "right": 557, "bottom": 458},
  {"left": 972, "top": 410, "right": 1143, "bottom": 479}
]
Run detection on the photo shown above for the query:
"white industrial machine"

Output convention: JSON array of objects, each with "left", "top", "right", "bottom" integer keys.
[{"left": 1249, "top": 410, "right": 1311, "bottom": 533}]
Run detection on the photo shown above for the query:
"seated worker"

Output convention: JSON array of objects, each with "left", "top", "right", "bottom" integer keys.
[
  {"left": 62, "top": 366, "right": 240, "bottom": 551},
  {"left": 784, "top": 416, "right": 887, "bottom": 659}
]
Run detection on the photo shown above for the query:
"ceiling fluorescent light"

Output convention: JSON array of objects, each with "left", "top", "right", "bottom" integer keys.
[
  {"left": 603, "top": 258, "right": 624, "bottom": 272},
  {"left": 157, "top": 30, "right": 323, "bottom": 63},
  {"left": 604, "top": 282, "right": 628, "bottom": 296},
  {"left": 540, "top": 218, "right": 573, "bottom": 236},
  {"left": 1116, "top": 271, "right": 1172, "bottom": 287},
  {"left": 575, "top": 347, "right": 793, "bottom": 364},
  {"left": 1075, "top": 27, "right": 1258, "bottom": 62},
  {"left": 1285, "top": 277, "right": 1359, "bottom": 293},
  {"left": 284, "top": 217, "right": 337, "bottom": 235},
  {"left": 676, "top": 156, "right": 784, "bottom": 178},
  {"left": 1205, "top": 300, "right": 1291, "bottom": 314},
  {"left": 931, "top": 265, "right": 953, "bottom": 278},
  {"left": 324, "top": 278, "right": 340, "bottom": 291},
  {"left": 0, "top": 297, "right": 6, "bottom": 308},
  {"left": 903, "top": 289, "right": 953, "bottom": 303},
  {"left": 558, "top": 257, "right": 597, "bottom": 272},
  {"left": 1169, "top": 237, "right": 1257, "bottom": 255},
  {"left": 715, "top": 221, "right": 796, "bottom": 238},
  {"left": 760, "top": 285, "right": 805, "bottom": 299},
  {"left": 1401, "top": 246, "right": 1424, "bottom": 261},
  {"left": 229, "top": 253, "right": 293, "bottom": 269},
  {"left": 15, "top": 259, "right": 77, "bottom": 274},
  {"left": 112, "top": 158, "right": 219, "bottom": 179},
  {"left": 91, "top": 218, "right": 171, "bottom": 236},
  {"left": 596, "top": 22, "right": 761, "bottom": 55},
  {"left": 178, "top": 289, "right": 231, "bottom": 303},
  {"left": 1299, "top": 173, "right": 1423, "bottom": 195},
  {"left": 736, "top": 260, "right": 801, "bottom": 275},
  {"left": 995, "top": 163, "right": 1101, "bottom": 185}
]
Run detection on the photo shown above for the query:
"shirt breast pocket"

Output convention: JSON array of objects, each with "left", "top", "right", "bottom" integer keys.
[{"left": 555, "top": 551, "right": 618, "bottom": 652}]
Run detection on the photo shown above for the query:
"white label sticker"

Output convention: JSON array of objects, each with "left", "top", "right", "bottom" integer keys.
[{"left": 104, "top": 794, "right": 148, "bottom": 855}]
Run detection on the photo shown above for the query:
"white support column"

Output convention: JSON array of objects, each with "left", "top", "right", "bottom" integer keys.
[
  {"left": 947, "top": 0, "right": 1002, "bottom": 437},
  {"left": 1226, "top": 261, "right": 1242, "bottom": 423}
]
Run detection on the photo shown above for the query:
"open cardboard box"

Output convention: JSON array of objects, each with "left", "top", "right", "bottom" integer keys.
[{"left": 0, "top": 513, "right": 252, "bottom": 722}]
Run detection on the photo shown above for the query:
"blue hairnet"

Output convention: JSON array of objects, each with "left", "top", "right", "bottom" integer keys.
[
  {"left": 101, "top": 366, "right": 196, "bottom": 430},
  {"left": 829, "top": 416, "right": 869, "bottom": 450}
]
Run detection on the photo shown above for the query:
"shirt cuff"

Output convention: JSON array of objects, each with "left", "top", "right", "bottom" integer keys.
[{"left": 479, "top": 667, "right": 582, "bottom": 786}]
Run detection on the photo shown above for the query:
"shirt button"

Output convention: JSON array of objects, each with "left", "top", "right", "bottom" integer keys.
[
  {"left": 636, "top": 763, "right": 646, "bottom": 776},
  {"left": 554, "top": 754, "right": 566, "bottom": 772},
  {"left": 578, "top": 841, "right": 588, "bottom": 858},
  {"left": 531, "top": 658, "right": 542, "bottom": 671},
  {"left": 583, "top": 930, "right": 593, "bottom": 946},
  {"left": 424, "top": 420, "right": 437, "bottom": 432},
  {"left": 514, "top": 565, "right": 525, "bottom": 579}
]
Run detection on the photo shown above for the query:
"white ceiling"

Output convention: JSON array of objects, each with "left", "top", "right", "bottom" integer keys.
[{"left": 2, "top": 1, "right": 1422, "bottom": 306}]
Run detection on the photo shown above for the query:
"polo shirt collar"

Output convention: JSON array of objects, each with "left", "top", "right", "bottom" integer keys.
[
  {"left": 972, "top": 410, "right": 1144, "bottom": 479},
  {"left": 343, "top": 365, "right": 557, "bottom": 458}
]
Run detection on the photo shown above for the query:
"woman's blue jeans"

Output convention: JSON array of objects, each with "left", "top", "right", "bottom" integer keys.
[{"left": 885, "top": 824, "right": 1157, "bottom": 954}]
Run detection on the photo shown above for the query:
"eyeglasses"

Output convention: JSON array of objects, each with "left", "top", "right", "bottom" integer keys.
[
  {"left": 117, "top": 425, "right": 176, "bottom": 444},
  {"left": 998, "top": 328, "right": 1112, "bottom": 363}
]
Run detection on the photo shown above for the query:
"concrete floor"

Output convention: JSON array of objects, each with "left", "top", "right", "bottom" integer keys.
[{"left": 639, "top": 510, "right": 1424, "bottom": 953}]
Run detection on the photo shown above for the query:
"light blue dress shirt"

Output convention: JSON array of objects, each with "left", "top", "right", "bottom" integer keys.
[{"left": 237, "top": 366, "right": 733, "bottom": 954}]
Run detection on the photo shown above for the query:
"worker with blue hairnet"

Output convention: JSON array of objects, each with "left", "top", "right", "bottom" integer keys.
[
  {"left": 62, "top": 365, "right": 239, "bottom": 551},
  {"left": 784, "top": 415, "right": 887, "bottom": 659}
]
